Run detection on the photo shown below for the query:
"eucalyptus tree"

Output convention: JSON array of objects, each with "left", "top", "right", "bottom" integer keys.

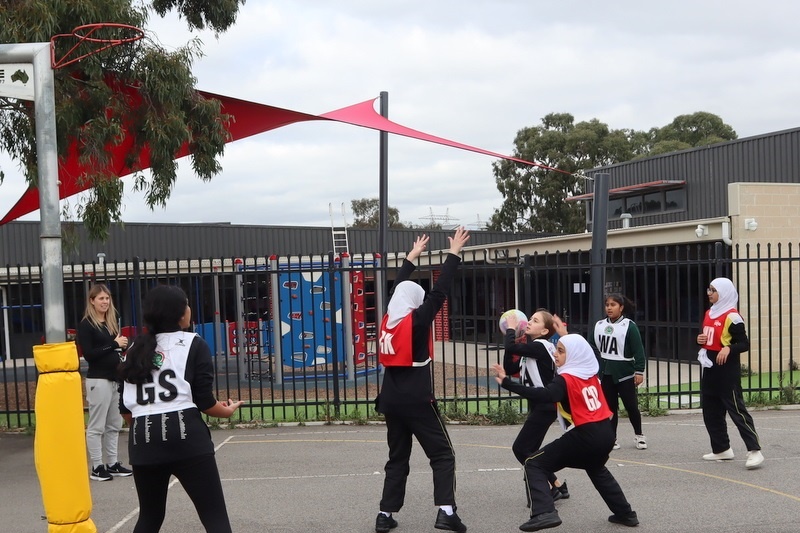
[{"left": 0, "top": 0, "right": 245, "bottom": 240}]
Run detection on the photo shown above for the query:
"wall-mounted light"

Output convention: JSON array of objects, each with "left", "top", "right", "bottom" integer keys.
[
  {"left": 695, "top": 224, "right": 708, "bottom": 238},
  {"left": 744, "top": 218, "right": 758, "bottom": 231},
  {"left": 620, "top": 213, "right": 632, "bottom": 229},
  {"left": 96, "top": 252, "right": 106, "bottom": 266}
]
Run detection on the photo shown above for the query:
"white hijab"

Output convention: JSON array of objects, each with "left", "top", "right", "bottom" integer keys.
[
  {"left": 708, "top": 277, "right": 738, "bottom": 319},
  {"left": 386, "top": 281, "right": 425, "bottom": 328},
  {"left": 556, "top": 334, "right": 599, "bottom": 379}
]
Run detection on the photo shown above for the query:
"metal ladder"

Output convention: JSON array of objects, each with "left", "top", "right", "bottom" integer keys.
[{"left": 329, "top": 202, "right": 349, "bottom": 256}]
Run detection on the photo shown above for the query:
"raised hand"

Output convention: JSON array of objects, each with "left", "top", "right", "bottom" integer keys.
[
  {"left": 552, "top": 315, "right": 568, "bottom": 337},
  {"left": 505, "top": 313, "right": 519, "bottom": 330},
  {"left": 407, "top": 234, "right": 430, "bottom": 262},
  {"left": 448, "top": 227, "right": 470, "bottom": 256}
]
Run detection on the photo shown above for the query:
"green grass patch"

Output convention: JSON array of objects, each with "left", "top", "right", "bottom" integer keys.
[
  {"left": 640, "top": 370, "right": 800, "bottom": 410},
  {"left": 0, "top": 413, "right": 36, "bottom": 431}
]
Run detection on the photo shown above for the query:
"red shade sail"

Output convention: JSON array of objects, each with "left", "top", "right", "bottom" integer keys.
[{"left": 1, "top": 91, "right": 542, "bottom": 225}]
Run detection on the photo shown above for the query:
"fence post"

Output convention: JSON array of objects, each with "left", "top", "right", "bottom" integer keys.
[
  {"left": 328, "top": 252, "right": 341, "bottom": 415},
  {"left": 269, "top": 256, "right": 283, "bottom": 385},
  {"left": 133, "top": 257, "right": 143, "bottom": 336},
  {"left": 234, "top": 262, "right": 247, "bottom": 383},
  {"left": 340, "top": 254, "right": 355, "bottom": 381},
  {"left": 522, "top": 254, "right": 532, "bottom": 314},
  {"left": 714, "top": 242, "right": 726, "bottom": 278}
]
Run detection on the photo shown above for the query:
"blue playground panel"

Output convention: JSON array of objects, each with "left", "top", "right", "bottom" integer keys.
[
  {"left": 278, "top": 265, "right": 345, "bottom": 368},
  {"left": 207, "top": 261, "right": 347, "bottom": 369}
]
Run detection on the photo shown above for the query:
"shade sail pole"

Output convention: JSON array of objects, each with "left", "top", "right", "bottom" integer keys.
[
  {"left": 588, "top": 173, "right": 610, "bottom": 327},
  {"left": 378, "top": 91, "right": 389, "bottom": 262}
]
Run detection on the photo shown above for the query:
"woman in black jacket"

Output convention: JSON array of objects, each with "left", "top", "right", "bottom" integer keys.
[{"left": 77, "top": 283, "right": 131, "bottom": 482}]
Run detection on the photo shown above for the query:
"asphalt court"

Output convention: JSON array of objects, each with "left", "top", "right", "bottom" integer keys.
[{"left": 2, "top": 408, "right": 799, "bottom": 532}]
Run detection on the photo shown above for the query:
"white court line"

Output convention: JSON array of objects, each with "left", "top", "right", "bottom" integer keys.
[
  {"left": 104, "top": 435, "right": 236, "bottom": 533},
  {"left": 221, "top": 466, "right": 525, "bottom": 483}
]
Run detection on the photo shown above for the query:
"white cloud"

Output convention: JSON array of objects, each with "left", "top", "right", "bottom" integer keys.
[{"left": 3, "top": 0, "right": 800, "bottom": 228}]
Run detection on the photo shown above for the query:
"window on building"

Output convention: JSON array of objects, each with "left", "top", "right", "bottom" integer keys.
[
  {"left": 644, "top": 192, "right": 662, "bottom": 213},
  {"left": 609, "top": 198, "right": 625, "bottom": 218},
  {"left": 626, "top": 196, "right": 643, "bottom": 215},
  {"left": 665, "top": 189, "right": 685, "bottom": 211},
  {"left": 584, "top": 187, "right": 687, "bottom": 222}
]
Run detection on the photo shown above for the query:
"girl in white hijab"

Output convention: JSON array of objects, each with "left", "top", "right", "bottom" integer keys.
[
  {"left": 385, "top": 281, "right": 425, "bottom": 328},
  {"left": 493, "top": 334, "right": 639, "bottom": 531},
  {"left": 555, "top": 334, "right": 599, "bottom": 379},
  {"left": 375, "top": 228, "right": 471, "bottom": 533},
  {"left": 696, "top": 277, "right": 764, "bottom": 469}
]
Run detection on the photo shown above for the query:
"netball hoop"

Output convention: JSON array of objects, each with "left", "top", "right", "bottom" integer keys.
[{"left": 50, "top": 23, "right": 144, "bottom": 69}]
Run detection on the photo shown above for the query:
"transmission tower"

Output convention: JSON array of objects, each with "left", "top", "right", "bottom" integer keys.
[
  {"left": 470, "top": 214, "right": 488, "bottom": 230},
  {"left": 420, "top": 207, "right": 459, "bottom": 228}
]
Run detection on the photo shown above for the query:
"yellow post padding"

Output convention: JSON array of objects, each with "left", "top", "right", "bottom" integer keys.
[{"left": 34, "top": 342, "right": 97, "bottom": 533}]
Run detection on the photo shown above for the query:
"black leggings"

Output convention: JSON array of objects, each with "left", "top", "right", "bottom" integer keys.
[
  {"left": 132, "top": 454, "right": 232, "bottom": 533},
  {"left": 601, "top": 375, "right": 643, "bottom": 436}
]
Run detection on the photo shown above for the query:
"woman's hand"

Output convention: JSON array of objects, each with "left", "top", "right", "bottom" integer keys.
[
  {"left": 552, "top": 315, "right": 568, "bottom": 337},
  {"left": 697, "top": 333, "right": 708, "bottom": 346},
  {"left": 406, "top": 234, "right": 430, "bottom": 262},
  {"left": 204, "top": 398, "right": 245, "bottom": 418},
  {"left": 221, "top": 398, "right": 244, "bottom": 416},
  {"left": 491, "top": 363, "right": 507, "bottom": 384},
  {"left": 115, "top": 335, "right": 128, "bottom": 349},
  {"left": 448, "top": 227, "right": 470, "bottom": 256},
  {"left": 634, "top": 374, "right": 644, "bottom": 387},
  {"left": 716, "top": 346, "right": 730, "bottom": 365},
  {"left": 505, "top": 313, "right": 519, "bottom": 331}
]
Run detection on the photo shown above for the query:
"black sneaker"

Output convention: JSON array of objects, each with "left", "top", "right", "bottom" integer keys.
[
  {"left": 519, "top": 510, "right": 562, "bottom": 531},
  {"left": 106, "top": 462, "right": 133, "bottom": 477},
  {"left": 375, "top": 513, "right": 398, "bottom": 533},
  {"left": 551, "top": 481, "right": 569, "bottom": 500},
  {"left": 608, "top": 511, "right": 639, "bottom": 527},
  {"left": 90, "top": 465, "right": 112, "bottom": 481},
  {"left": 434, "top": 509, "right": 467, "bottom": 532}
]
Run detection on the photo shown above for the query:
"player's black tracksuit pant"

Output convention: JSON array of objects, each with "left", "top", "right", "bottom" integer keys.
[
  {"left": 524, "top": 418, "right": 633, "bottom": 518},
  {"left": 380, "top": 404, "right": 456, "bottom": 511}
]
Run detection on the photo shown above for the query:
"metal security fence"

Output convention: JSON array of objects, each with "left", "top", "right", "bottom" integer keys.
[{"left": 1, "top": 242, "right": 799, "bottom": 427}]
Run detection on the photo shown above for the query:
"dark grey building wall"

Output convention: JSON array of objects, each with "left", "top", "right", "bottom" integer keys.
[
  {"left": 0, "top": 221, "right": 542, "bottom": 265},
  {"left": 586, "top": 126, "right": 800, "bottom": 227}
]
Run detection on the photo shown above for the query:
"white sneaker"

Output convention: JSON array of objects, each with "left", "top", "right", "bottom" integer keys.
[
  {"left": 745, "top": 450, "right": 764, "bottom": 469},
  {"left": 635, "top": 435, "right": 647, "bottom": 450},
  {"left": 612, "top": 441, "right": 621, "bottom": 450},
  {"left": 702, "top": 448, "right": 735, "bottom": 461}
]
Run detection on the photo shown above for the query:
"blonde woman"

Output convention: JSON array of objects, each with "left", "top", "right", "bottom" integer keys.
[{"left": 77, "top": 283, "right": 131, "bottom": 481}]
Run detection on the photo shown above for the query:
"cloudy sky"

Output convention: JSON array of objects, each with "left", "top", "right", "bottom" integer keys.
[{"left": 2, "top": 0, "right": 800, "bottom": 229}]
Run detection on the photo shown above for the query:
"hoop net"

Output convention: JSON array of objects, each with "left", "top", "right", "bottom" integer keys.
[{"left": 50, "top": 23, "right": 144, "bottom": 69}]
